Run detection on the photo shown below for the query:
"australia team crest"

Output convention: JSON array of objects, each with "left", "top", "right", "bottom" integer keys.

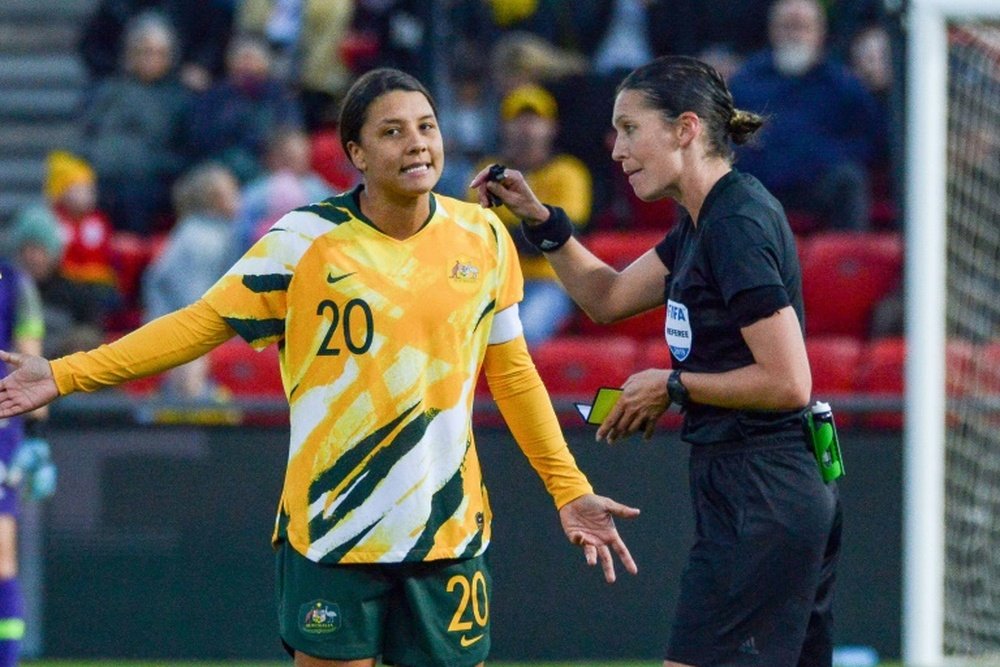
[
  {"left": 300, "top": 600, "right": 342, "bottom": 634},
  {"left": 449, "top": 258, "right": 480, "bottom": 283}
]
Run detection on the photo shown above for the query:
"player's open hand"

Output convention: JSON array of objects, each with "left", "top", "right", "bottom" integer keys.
[
  {"left": 597, "top": 368, "right": 671, "bottom": 444},
  {"left": 559, "top": 493, "right": 640, "bottom": 583},
  {"left": 468, "top": 165, "right": 549, "bottom": 223},
  {"left": 0, "top": 350, "right": 58, "bottom": 418}
]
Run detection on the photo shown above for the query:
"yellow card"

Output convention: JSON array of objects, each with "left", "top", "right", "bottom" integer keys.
[{"left": 574, "top": 387, "right": 623, "bottom": 425}]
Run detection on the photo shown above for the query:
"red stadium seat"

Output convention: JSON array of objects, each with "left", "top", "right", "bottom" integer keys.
[
  {"left": 806, "top": 336, "right": 864, "bottom": 398},
  {"left": 806, "top": 336, "right": 864, "bottom": 427},
  {"left": 585, "top": 230, "right": 666, "bottom": 270},
  {"left": 637, "top": 339, "right": 673, "bottom": 372},
  {"left": 109, "top": 232, "right": 154, "bottom": 302},
  {"left": 532, "top": 336, "right": 639, "bottom": 398},
  {"left": 571, "top": 230, "right": 667, "bottom": 340},
  {"left": 970, "top": 340, "right": 1000, "bottom": 395},
  {"left": 208, "top": 339, "right": 284, "bottom": 397},
  {"left": 856, "top": 337, "right": 905, "bottom": 429},
  {"left": 574, "top": 308, "right": 665, "bottom": 341},
  {"left": 800, "top": 232, "right": 903, "bottom": 338},
  {"left": 855, "top": 337, "right": 986, "bottom": 430},
  {"left": 786, "top": 210, "right": 822, "bottom": 235},
  {"left": 106, "top": 231, "right": 171, "bottom": 333}
]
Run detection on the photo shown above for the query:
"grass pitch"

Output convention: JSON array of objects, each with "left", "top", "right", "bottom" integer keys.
[{"left": 19, "top": 662, "right": 904, "bottom": 667}]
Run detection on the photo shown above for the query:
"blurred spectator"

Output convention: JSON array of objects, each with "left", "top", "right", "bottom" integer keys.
[
  {"left": 78, "top": 0, "right": 234, "bottom": 92},
  {"left": 484, "top": 32, "right": 606, "bottom": 211},
  {"left": 0, "top": 152, "right": 122, "bottom": 358},
  {"left": 825, "top": 0, "right": 887, "bottom": 58},
  {"left": 142, "top": 163, "right": 241, "bottom": 400},
  {"left": 348, "top": 0, "right": 431, "bottom": 81},
  {"left": 43, "top": 152, "right": 118, "bottom": 291},
  {"left": 470, "top": 84, "right": 593, "bottom": 346},
  {"left": 729, "top": 0, "right": 885, "bottom": 232},
  {"left": 235, "top": 127, "right": 333, "bottom": 250},
  {"left": 436, "top": 40, "right": 498, "bottom": 198},
  {"left": 850, "top": 22, "right": 897, "bottom": 227},
  {"left": 236, "top": 0, "right": 356, "bottom": 131},
  {"left": 591, "top": 0, "right": 654, "bottom": 78},
  {"left": 471, "top": 0, "right": 612, "bottom": 57},
  {"left": 3, "top": 206, "right": 108, "bottom": 358},
  {"left": 849, "top": 24, "right": 893, "bottom": 102},
  {"left": 488, "top": 31, "right": 588, "bottom": 97},
  {"left": 647, "top": 0, "right": 772, "bottom": 81},
  {"left": 76, "top": 12, "right": 191, "bottom": 235},
  {"left": 183, "top": 34, "right": 304, "bottom": 184}
]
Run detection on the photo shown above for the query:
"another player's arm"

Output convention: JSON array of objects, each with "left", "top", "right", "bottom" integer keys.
[{"left": 13, "top": 272, "right": 47, "bottom": 421}]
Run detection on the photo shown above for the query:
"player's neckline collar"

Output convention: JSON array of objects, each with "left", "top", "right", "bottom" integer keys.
[{"left": 346, "top": 185, "right": 438, "bottom": 238}]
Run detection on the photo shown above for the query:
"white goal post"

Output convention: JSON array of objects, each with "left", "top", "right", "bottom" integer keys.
[{"left": 905, "top": 1, "right": 1000, "bottom": 665}]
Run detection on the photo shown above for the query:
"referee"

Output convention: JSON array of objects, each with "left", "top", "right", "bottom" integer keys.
[{"left": 473, "top": 55, "right": 842, "bottom": 667}]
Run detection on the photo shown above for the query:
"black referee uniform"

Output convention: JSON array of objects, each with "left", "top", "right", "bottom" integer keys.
[{"left": 655, "top": 170, "right": 842, "bottom": 666}]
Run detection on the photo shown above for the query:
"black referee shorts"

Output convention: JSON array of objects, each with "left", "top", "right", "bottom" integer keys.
[{"left": 666, "top": 435, "right": 842, "bottom": 667}]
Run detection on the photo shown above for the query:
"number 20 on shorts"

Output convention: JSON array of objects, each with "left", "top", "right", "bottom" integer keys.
[{"left": 446, "top": 571, "right": 488, "bottom": 644}]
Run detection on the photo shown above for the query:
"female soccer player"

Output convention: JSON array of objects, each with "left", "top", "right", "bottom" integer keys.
[
  {"left": 472, "top": 55, "right": 842, "bottom": 667},
  {"left": 0, "top": 68, "right": 639, "bottom": 667},
  {"left": 0, "top": 260, "right": 47, "bottom": 666}
]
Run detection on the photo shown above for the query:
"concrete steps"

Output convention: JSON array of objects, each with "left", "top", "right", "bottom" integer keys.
[{"left": 0, "top": 0, "right": 96, "bottom": 222}]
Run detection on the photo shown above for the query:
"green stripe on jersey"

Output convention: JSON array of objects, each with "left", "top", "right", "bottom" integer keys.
[
  {"left": 295, "top": 201, "right": 352, "bottom": 225},
  {"left": 307, "top": 403, "right": 420, "bottom": 506},
  {"left": 307, "top": 408, "right": 435, "bottom": 538},
  {"left": 474, "top": 299, "right": 496, "bottom": 333},
  {"left": 242, "top": 274, "right": 292, "bottom": 293},
  {"left": 223, "top": 316, "right": 285, "bottom": 343},
  {"left": 403, "top": 468, "right": 468, "bottom": 560}
]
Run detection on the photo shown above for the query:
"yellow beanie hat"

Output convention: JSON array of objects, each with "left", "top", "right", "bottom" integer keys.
[
  {"left": 501, "top": 84, "right": 558, "bottom": 121},
  {"left": 489, "top": 0, "right": 538, "bottom": 26},
  {"left": 45, "top": 151, "right": 95, "bottom": 202}
]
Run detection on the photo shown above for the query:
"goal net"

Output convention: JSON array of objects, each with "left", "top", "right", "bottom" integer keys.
[
  {"left": 905, "top": 2, "right": 1000, "bottom": 665},
  {"left": 943, "top": 20, "right": 1000, "bottom": 658}
]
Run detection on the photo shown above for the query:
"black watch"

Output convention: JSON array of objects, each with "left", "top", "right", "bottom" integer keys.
[{"left": 667, "top": 370, "right": 690, "bottom": 408}]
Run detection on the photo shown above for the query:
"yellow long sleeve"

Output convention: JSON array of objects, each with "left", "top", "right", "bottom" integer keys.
[
  {"left": 51, "top": 299, "right": 235, "bottom": 395},
  {"left": 483, "top": 335, "right": 593, "bottom": 508}
]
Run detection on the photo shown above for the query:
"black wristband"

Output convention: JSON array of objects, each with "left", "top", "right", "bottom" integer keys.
[
  {"left": 667, "top": 370, "right": 690, "bottom": 408},
  {"left": 520, "top": 205, "right": 573, "bottom": 252}
]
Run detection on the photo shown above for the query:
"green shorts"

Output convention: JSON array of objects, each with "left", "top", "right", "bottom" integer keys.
[{"left": 276, "top": 541, "right": 491, "bottom": 666}]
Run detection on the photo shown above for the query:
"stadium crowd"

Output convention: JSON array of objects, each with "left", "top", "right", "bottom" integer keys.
[{"left": 1, "top": 0, "right": 902, "bottom": 404}]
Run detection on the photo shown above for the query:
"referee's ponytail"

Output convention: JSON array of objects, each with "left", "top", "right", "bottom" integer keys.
[{"left": 727, "top": 108, "right": 765, "bottom": 146}]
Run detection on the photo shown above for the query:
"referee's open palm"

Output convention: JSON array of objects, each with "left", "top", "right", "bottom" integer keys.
[
  {"left": 0, "top": 350, "right": 58, "bottom": 418},
  {"left": 559, "top": 493, "right": 640, "bottom": 583}
]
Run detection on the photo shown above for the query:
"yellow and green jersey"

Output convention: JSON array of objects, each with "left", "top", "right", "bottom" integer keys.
[{"left": 202, "top": 187, "right": 523, "bottom": 565}]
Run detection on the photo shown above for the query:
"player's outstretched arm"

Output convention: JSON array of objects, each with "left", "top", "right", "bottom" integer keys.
[
  {"left": 482, "top": 329, "right": 641, "bottom": 583},
  {"left": 0, "top": 350, "right": 58, "bottom": 418},
  {"left": 559, "top": 493, "right": 640, "bottom": 584}
]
